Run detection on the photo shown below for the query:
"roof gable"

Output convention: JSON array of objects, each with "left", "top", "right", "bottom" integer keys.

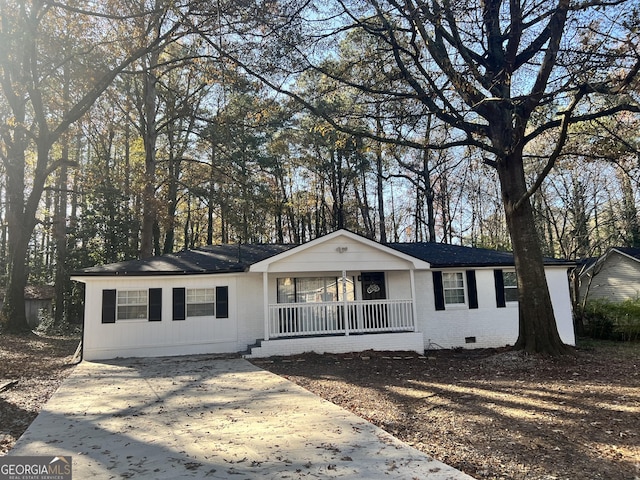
[
  {"left": 578, "top": 246, "right": 640, "bottom": 277},
  {"left": 611, "top": 247, "right": 640, "bottom": 262},
  {"left": 249, "top": 230, "right": 431, "bottom": 272}
]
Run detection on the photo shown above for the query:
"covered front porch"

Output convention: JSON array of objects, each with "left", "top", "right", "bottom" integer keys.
[
  {"left": 268, "top": 299, "right": 415, "bottom": 338},
  {"left": 246, "top": 230, "right": 431, "bottom": 357}
]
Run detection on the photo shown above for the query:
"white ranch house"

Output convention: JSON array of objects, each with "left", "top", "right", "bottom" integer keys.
[{"left": 72, "top": 230, "right": 576, "bottom": 361}]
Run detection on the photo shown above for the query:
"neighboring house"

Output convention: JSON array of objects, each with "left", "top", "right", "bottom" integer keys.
[
  {"left": 71, "top": 229, "right": 576, "bottom": 361},
  {"left": 577, "top": 247, "right": 640, "bottom": 303},
  {"left": 0, "top": 285, "right": 55, "bottom": 329}
]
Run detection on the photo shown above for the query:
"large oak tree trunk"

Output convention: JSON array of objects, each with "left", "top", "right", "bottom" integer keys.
[
  {"left": 497, "top": 153, "right": 571, "bottom": 355},
  {"left": 4, "top": 164, "right": 42, "bottom": 333},
  {"left": 3, "top": 240, "right": 30, "bottom": 333},
  {"left": 2, "top": 127, "right": 32, "bottom": 332}
]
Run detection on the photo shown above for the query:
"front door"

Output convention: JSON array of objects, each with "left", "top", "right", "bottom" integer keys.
[
  {"left": 361, "top": 272, "right": 386, "bottom": 300},
  {"left": 360, "top": 272, "right": 387, "bottom": 329}
]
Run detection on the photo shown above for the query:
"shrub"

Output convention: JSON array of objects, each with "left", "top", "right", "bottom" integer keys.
[{"left": 582, "top": 299, "right": 640, "bottom": 341}]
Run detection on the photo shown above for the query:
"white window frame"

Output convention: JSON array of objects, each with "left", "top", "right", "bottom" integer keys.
[
  {"left": 117, "top": 290, "right": 148, "bottom": 320},
  {"left": 442, "top": 272, "right": 466, "bottom": 306},
  {"left": 503, "top": 271, "right": 519, "bottom": 303},
  {"left": 186, "top": 288, "right": 215, "bottom": 317}
]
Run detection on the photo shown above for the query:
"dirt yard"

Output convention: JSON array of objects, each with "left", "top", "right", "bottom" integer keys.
[
  {"left": 0, "top": 333, "right": 79, "bottom": 454},
  {"left": 254, "top": 343, "right": 640, "bottom": 480},
  {"left": 0, "top": 333, "right": 638, "bottom": 480}
]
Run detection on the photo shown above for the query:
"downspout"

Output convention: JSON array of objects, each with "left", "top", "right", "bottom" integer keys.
[{"left": 70, "top": 279, "right": 85, "bottom": 364}]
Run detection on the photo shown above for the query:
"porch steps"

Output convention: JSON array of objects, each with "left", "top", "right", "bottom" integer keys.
[
  {"left": 243, "top": 332, "right": 424, "bottom": 359},
  {"left": 242, "top": 338, "right": 263, "bottom": 357}
]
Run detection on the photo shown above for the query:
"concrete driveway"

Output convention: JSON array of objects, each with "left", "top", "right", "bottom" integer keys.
[{"left": 10, "top": 355, "right": 474, "bottom": 479}]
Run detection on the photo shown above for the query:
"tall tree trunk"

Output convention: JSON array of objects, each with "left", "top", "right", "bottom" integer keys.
[
  {"left": 2, "top": 111, "right": 30, "bottom": 332},
  {"left": 422, "top": 163, "right": 436, "bottom": 242},
  {"left": 1, "top": 183, "right": 7, "bottom": 267},
  {"left": 375, "top": 115, "right": 387, "bottom": 243},
  {"left": 3, "top": 142, "right": 50, "bottom": 332},
  {"left": 163, "top": 152, "right": 179, "bottom": 254},
  {"left": 53, "top": 152, "right": 69, "bottom": 327},
  {"left": 53, "top": 63, "right": 71, "bottom": 327},
  {"left": 207, "top": 139, "right": 216, "bottom": 245},
  {"left": 497, "top": 152, "right": 571, "bottom": 355},
  {"left": 139, "top": 51, "right": 160, "bottom": 259},
  {"left": 619, "top": 172, "right": 640, "bottom": 247}
]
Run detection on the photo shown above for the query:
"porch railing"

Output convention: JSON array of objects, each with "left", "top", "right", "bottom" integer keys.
[{"left": 268, "top": 299, "right": 414, "bottom": 339}]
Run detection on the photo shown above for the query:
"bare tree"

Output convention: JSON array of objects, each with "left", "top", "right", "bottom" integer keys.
[{"left": 188, "top": 0, "right": 639, "bottom": 353}]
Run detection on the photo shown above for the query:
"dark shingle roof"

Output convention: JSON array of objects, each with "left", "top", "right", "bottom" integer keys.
[
  {"left": 388, "top": 242, "right": 516, "bottom": 267},
  {"left": 389, "top": 242, "right": 572, "bottom": 268},
  {"left": 75, "top": 244, "right": 298, "bottom": 276},
  {"left": 612, "top": 247, "right": 640, "bottom": 261},
  {"left": 74, "top": 237, "right": 573, "bottom": 276}
]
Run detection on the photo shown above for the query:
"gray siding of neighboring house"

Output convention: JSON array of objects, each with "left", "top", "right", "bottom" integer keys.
[
  {"left": 581, "top": 252, "right": 640, "bottom": 302},
  {"left": 0, "top": 298, "right": 52, "bottom": 328},
  {"left": 26, "top": 299, "right": 53, "bottom": 328}
]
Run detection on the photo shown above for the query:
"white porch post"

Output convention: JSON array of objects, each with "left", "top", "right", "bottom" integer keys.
[
  {"left": 410, "top": 269, "right": 418, "bottom": 332},
  {"left": 263, "top": 271, "right": 270, "bottom": 340},
  {"left": 342, "top": 270, "right": 349, "bottom": 336}
]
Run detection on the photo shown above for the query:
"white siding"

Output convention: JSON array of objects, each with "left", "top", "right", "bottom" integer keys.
[
  {"left": 386, "top": 271, "right": 412, "bottom": 299},
  {"left": 415, "top": 267, "right": 575, "bottom": 350},
  {"left": 254, "top": 236, "right": 417, "bottom": 273},
  {"left": 77, "top": 274, "right": 263, "bottom": 360},
  {"left": 236, "top": 273, "right": 266, "bottom": 347}
]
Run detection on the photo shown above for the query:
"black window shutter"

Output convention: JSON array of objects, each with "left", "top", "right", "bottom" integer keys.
[
  {"left": 102, "top": 289, "right": 116, "bottom": 323},
  {"left": 149, "top": 288, "right": 162, "bottom": 321},
  {"left": 494, "top": 269, "right": 506, "bottom": 308},
  {"left": 432, "top": 271, "right": 445, "bottom": 311},
  {"left": 173, "top": 288, "right": 186, "bottom": 320},
  {"left": 466, "top": 270, "right": 478, "bottom": 309},
  {"left": 216, "top": 286, "right": 229, "bottom": 318}
]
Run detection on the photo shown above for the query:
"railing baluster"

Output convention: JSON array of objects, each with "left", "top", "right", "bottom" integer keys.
[{"left": 269, "top": 299, "right": 415, "bottom": 338}]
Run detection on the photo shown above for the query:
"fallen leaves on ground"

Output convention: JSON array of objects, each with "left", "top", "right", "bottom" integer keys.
[
  {"left": 0, "top": 332, "right": 79, "bottom": 454},
  {"left": 254, "top": 343, "right": 640, "bottom": 480},
  {"left": 1, "top": 333, "right": 638, "bottom": 480}
]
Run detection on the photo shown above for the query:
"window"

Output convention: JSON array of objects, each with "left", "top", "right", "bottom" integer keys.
[
  {"left": 172, "top": 286, "right": 229, "bottom": 320},
  {"left": 503, "top": 271, "right": 518, "bottom": 302},
  {"left": 187, "top": 288, "right": 215, "bottom": 317},
  {"left": 442, "top": 272, "right": 465, "bottom": 305},
  {"left": 117, "top": 290, "right": 148, "bottom": 320},
  {"left": 277, "top": 277, "right": 355, "bottom": 303},
  {"left": 433, "top": 271, "right": 478, "bottom": 311}
]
